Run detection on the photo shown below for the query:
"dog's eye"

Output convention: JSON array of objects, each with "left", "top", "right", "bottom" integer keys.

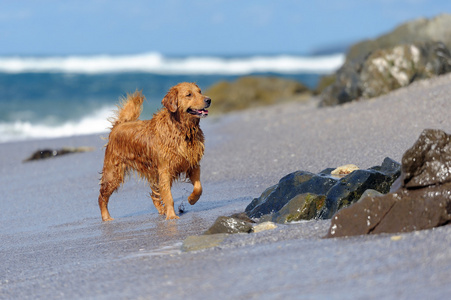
[{"left": 186, "top": 93, "right": 192, "bottom": 97}]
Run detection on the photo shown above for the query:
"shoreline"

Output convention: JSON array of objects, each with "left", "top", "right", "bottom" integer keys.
[{"left": 1, "top": 73, "right": 451, "bottom": 298}]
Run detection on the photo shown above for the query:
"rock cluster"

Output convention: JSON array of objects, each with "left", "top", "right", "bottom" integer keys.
[
  {"left": 319, "top": 42, "right": 451, "bottom": 106},
  {"left": 245, "top": 157, "right": 400, "bottom": 222},
  {"left": 194, "top": 158, "right": 399, "bottom": 236},
  {"left": 183, "top": 129, "right": 451, "bottom": 250},
  {"left": 327, "top": 129, "right": 451, "bottom": 238}
]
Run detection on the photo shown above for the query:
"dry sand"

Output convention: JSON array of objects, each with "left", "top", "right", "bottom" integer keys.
[{"left": 1, "top": 74, "right": 451, "bottom": 299}]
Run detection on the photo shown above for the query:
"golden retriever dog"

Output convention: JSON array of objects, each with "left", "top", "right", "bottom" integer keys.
[{"left": 98, "top": 82, "right": 211, "bottom": 221}]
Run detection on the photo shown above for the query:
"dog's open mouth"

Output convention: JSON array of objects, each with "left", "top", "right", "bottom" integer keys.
[{"left": 187, "top": 108, "right": 209, "bottom": 118}]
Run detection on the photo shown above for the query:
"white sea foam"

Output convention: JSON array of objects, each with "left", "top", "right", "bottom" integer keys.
[
  {"left": 0, "top": 106, "right": 114, "bottom": 143},
  {"left": 0, "top": 52, "right": 344, "bottom": 75}
]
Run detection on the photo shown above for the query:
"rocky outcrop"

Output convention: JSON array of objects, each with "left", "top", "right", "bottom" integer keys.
[
  {"left": 347, "top": 14, "right": 451, "bottom": 63},
  {"left": 245, "top": 157, "right": 401, "bottom": 222},
  {"left": 319, "top": 14, "right": 451, "bottom": 106},
  {"left": 327, "top": 129, "right": 451, "bottom": 238},
  {"left": 205, "top": 76, "right": 311, "bottom": 114},
  {"left": 320, "top": 42, "right": 451, "bottom": 106}
]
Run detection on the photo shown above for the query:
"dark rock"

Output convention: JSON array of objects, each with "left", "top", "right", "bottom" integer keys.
[
  {"left": 245, "top": 170, "right": 338, "bottom": 219},
  {"left": 327, "top": 183, "right": 451, "bottom": 238},
  {"left": 374, "top": 186, "right": 451, "bottom": 234},
  {"left": 326, "top": 129, "right": 451, "bottom": 238},
  {"left": 266, "top": 193, "right": 326, "bottom": 224},
  {"left": 320, "top": 41, "right": 451, "bottom": 106},
  {"left": 245, "top": 184, "right": 278, "bottom": 214},
  {"left": 319, "top": 59, "right": 364, "bottom": 106},
  {"left": 24, "top": 147, "right": 94, "bottom": 162},
  {"left": 401, "top": 129, "right": 451, "bottom": 188},
  {"left": 319, "top": 162, "right": 400, "bottom": 219},
  {"left": 370, "top": 156, "right": 402, "bottom": 178},
  {"left": 246, "top": 157, "right": 401, "bottom": 222},
  {"left": 205, "top": 76, "right": 311, "bottom": 114},
  {"left": 204, "top": 216, "right": 253, "bottom": 235}
]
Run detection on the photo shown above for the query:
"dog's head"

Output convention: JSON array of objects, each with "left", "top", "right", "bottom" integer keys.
[{"left": 162, "top": 82, "right": 211, "bottom": 118}]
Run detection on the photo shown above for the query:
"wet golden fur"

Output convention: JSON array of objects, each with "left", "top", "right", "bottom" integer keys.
[{"left": 98, "top": 82, "right": 211, "bottom": 220}]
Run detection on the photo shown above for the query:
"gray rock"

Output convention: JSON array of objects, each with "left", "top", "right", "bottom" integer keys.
[
  {"left": 320, "top": 41, "right": 451, "bottom": 106},
  {"left": 360, "top": 43, "right": 451, "bottom": 99},
  {"left": 204, "top": 216, "right": 253, "bottom": 235},
  {"left": 347, "top": 14, "right": 451, "bottom": 63}
]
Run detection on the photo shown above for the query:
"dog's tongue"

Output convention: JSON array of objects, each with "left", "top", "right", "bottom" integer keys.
[
  {"left": 188, "top": 108, "right": 209, "bottom": 117},
  {"left": 200, "top": 109, "right": 208, "bottom": 117}
]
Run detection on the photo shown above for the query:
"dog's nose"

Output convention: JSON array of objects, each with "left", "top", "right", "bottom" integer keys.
[{"left": 204, "top": 97, "right": 211, "bottom": 107}]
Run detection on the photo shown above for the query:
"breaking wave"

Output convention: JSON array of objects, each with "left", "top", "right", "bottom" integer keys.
[
  {"left": 0, "top": 106, "right": 113, "bottom": 143},
  {"left": 0, "top": 52, "right": 344, "bottom": 75}
]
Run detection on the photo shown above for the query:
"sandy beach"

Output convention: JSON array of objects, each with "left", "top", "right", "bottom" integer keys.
[{"left": 1, "top": 74, "right": 451, "bottom": 299}]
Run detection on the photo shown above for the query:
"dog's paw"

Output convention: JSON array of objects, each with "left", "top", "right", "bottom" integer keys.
[
  {"left": 188, "top": 194, "right": 200, "bottom": 205},
  {"left": 166, "top": 214, "right": 180, "bottom": 220}
]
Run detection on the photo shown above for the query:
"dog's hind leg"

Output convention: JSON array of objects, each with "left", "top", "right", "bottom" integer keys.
[
  {"left": 98, "top": 162, "right": 125, "bottom": 221},
  {"left": 187, "top": 165, "right": 202, "bottom": 205},
  {"left": 150, "top": 185, "right": 165, "bottom": 215}
]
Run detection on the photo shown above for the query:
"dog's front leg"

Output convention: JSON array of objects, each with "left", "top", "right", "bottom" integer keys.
[
  {"left": 187, "top": 165, "right": 202, "bottom": 205},
  {"left": 158, "top": 167, "right": 179, "bottom": 220}
]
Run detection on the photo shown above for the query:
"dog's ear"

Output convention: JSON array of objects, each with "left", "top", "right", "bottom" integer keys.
[{"left": 162, "top": 87, "right": 178, "bottom": 113}]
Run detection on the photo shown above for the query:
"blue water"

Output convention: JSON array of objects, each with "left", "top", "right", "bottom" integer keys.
[{"left": 0, "top": 53, "right": 344, "bottom": 142}]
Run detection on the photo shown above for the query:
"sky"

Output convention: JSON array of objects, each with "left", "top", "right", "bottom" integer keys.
[{"left": 1, "top": 0, "right": 450, "bottom": 56}]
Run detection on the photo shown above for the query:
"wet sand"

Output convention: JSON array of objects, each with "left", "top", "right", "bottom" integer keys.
[{"left": 1, "top": 74, "right": 451, "bottom": 299}]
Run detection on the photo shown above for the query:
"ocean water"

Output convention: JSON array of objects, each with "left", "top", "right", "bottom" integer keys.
[{"left": 0, "top": 52, "right": 344, "bottom": 143}]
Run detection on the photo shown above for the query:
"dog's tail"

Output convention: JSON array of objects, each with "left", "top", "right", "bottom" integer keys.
[{"left": 110, "top": 90, "right": 145, "bottom": 127}]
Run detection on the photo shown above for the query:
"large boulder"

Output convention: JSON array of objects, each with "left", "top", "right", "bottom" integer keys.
[
  {"left": 205, "top": 76, "right": 311, "bottom": 114},
  {"left": 320, "top": 42, "right": 451, "bottom": 106},
  {"left": 245, "top": 157, "right": 401, "bottom": 222},
  {"left": 327, "top": 129, "right": 451, "bottom": 238},
  {"left": 347, "top": 14, "right": 451, "bottom": 63},
  {"left": 360, "top": 43, "right": 451, "bottom": 99}
]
